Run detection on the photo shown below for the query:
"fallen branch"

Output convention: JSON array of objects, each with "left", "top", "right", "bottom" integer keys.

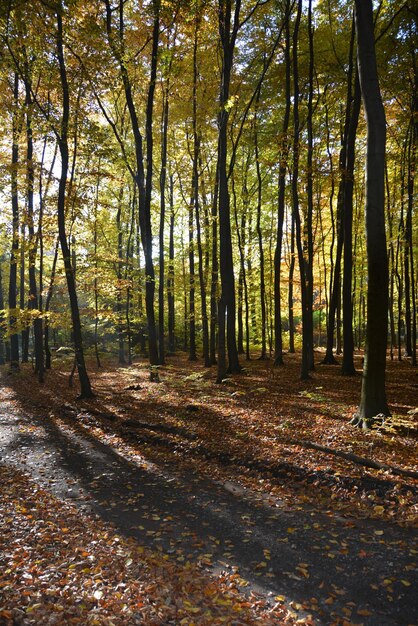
[{"left": 292, "top": 439, "right": 418, "bottom": 480}]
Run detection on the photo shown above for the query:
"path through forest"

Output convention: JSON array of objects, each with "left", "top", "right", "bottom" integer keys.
[{"left": 0, "top": 383, "right": 416, "bottom": 626}]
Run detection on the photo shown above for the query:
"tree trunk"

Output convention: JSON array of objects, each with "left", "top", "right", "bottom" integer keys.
[
  {"left": 354, "top": 0, "right": 390, "bottom": 424},
  {"left": 158, "top": 52, "right": 170, "bottom": 366},
  {"left": 56, "top": 7, "right": 93, "bottom": 398},
  {"left": 24, "top": 66, "right": 44, "bottom": 382},
  {"left": 288, "top": 214, "right": 296, "bottom": 354},
  {"left": 116, "top": 186, "right": 126, "bottom": 365},
  {"left": 254, "top": 108, "right": 267, "bottom": 360},
  {"left": 104, "top": 0, "right": 159, "bottom": 378},
  {"left": 210, "top": 158, "right": 219, "bottom": 365},
  {"left": 167, "top": 175, "right": 175, "bottom": 354},
  {"left": 216, "top": 0, "right": 241, "bottom": 383},
  {"left": 44, "top": 240, "right": 59, "bottom": 370},
  {"left": 291, "top": 0, "right": 309, "bottom": 380},
  {"left": 0, "top": 257, "right": 6, "bottom": 365},
  {"left": 342, "top": 70, "right": 361, "bottom": 376},
  {"left": 191, "top": 21, "right": 210, "bottom": 367},
  {"left": 9, "top": 73, "right": 20, "bottom": 371},
  {"left": 274, "top": 0, "right": 291, "bottom": 367},
  {"left": 305, "top": 0, "right": 315, "bottom": 371}
]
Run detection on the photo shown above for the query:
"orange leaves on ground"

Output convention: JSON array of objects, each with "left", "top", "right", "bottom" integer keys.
[{"left": 0, "top": 463, "right": 292, "bottom": 625}]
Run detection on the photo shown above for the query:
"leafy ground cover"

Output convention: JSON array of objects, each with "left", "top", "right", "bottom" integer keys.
[
  {"left": 0, "top": 463, "right": 291, "bottom": 626},
  {"left": 1, "top": 351, "right": 417, "bottom": 625}
]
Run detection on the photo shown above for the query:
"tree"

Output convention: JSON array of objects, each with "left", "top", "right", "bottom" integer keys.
[
  {"left": 8, "top": 72, "right": 20, "bottom": 371},
  {"left": 352, "top": 0, "right": 390, "bottom": 425},
  {"left": 103, "top": 0, "right": 160, "bottom": 378},
  {"left": 55, "top": 4, "right": 93, "bottom": 398},
  {"left": 216, "top": 0, "right": 241, "bottom": 383}
]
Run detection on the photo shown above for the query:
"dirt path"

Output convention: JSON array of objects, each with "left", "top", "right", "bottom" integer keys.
[{"left": 0, "top": 390, "right": 417, "bottom": 626}]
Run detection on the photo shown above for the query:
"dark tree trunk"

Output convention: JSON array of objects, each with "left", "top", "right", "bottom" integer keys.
[
  {"left": 216, "top": 0, "right": 241, "bottom": 383},
  {"left": 233, "top": 175, "right": 250, "bottom": 360},
  {"left": 209, "top": 158, "right": 219, "bottom": 365},
  {"left": 191, "top": 21, "right": 210, "bottom": 367},
  {"left": 9, "top": 73, "right": 20, "bottom": 371},
  {"left": 116, "top": 187, "right": 126, "bottom": 365},
  {"left": 354, "top": 0, "right": 390, "bottom": 424},
  {"left": 56, "top": 7, "right": 93, "bottom": 398},
  {"left": 20, "top": 223, "right": 29, "bottom": 364},
  {"left": 322, "top": 21, "right": 357, "bottom": 367},
  {"left": 291, "top": 0, "right": 309, "bottom": 380},
  {"left": 288, "top": 215, "right": 296, "bottom": 354},
  {"left": 44, "top": 240, "right": 59, "bottom": 370},
  {"left": 188, "top": 175, "right": 197, "bottom": 361},
  {"left": 254, "top": 107, "right": 267, "bottom": 360},
  {"left": 274, "top": 0, "right": 291, "bottom": 367},
  {"left": 24, "top": 66, "right": 44, "bottom": 382},
  {"left": 93, "top": 171, "right": 101, "bottom": 369},
  {"left": 125, "top": 189, "right": 135, "bottom": 366},
  {"left": 0, "top": 258, "right": 6, "bottom": 365},
  {"left": 167, "top": 175, "right": 175, "bottom": 354},
  {"left": 305, "top": 0, "right": 315, "bottom": 371},
  {"left": 104, "top": 0, "right": 159, "bottom": 378},
  {"left": 158, "top": 49, "right": 171, "bottom": 366},
  {"left": 406, "top": 120, "right": 417, "bottom": 366},
  {"left": 342, "top": 71, "right": 361, "bottom": 376}
]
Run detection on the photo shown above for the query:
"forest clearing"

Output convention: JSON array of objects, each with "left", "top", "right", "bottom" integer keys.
[{"left": 0, "top": 352, "right": 417, "bottom": 625}]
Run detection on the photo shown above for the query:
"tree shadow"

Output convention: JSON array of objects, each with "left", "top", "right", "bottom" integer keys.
[{"left": 2, "top": 386, "right": 417, "bottom": 626}]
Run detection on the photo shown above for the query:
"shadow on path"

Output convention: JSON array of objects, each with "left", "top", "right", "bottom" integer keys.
[{"left": 0, "top": 397, "right": 417, "bottom": 626}]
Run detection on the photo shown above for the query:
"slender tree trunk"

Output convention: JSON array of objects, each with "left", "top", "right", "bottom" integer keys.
[
  {"left": 216, "top": 0, "right": 241, "bottom": 382},
  {"left": 24, "top": 66, "right": 44, "bottom": 381},
  {"left": 354, "top": 0, "right": 390, "bottom": 424},
  {"left": 158, "top": 54, "right": 170, "bottom": 366},
  {"left": 9, "top": 73, "right": 20, "bottom": 371},
  {"left": 93, "top": 171, "right": 101, "bottom": 369},
  {"left": 210, "top": 158, "right": 219, "bottom": 365},
  {"left": 20, "top": 222, "right": 29, "bottom": 364},
  {"left": 116, "top": 186, "right": 126, "bottom": 365},
  {"left": 0, "top": 258, "right": 6, "bottom": 365},
  {"left": 44, "top": 239, "right": 59, "bottom": 370},
  {"left": 288, "top": 214, "right": 296, "bottom": 354},
  {"left": 274, "top": 0, "right": 291, "bottom": 367},
  {"left": 291, "top": 0, "right": 309, "bottom": 380},
  {"left": 386, "top": 165, "right": 396, "bottom": 361},
  {"left": 233, "top": 174, "right": 250, "bottom": 360},
  {"left": 125, "top": 189, "right": 135, "bottom": 366},
  {"left": 188, "top": 174, "right": 197, "bottom": 361},
  {"left": 167, "top": 175, "right": 175, "bottom": 353},
  {"left": 56, "top": 7, "right": 93, "bottom": 398},
  {"left": 342, "top": 71, "right": 361, "bottom": 376},
  {"left": 323, "top": 23, "right": 357, "bottom": 367},
  {"left": 305, "top": 0, "right": 315, "bottom": 371},
  {"left": 406, "top": 121, "right": 417, "bottom": 365},
  {"left": 104, "top": 0, "right": 159, "bottom": 378},
  {"left": 254, "top": 108, "right": 267, "bottom": 360}
]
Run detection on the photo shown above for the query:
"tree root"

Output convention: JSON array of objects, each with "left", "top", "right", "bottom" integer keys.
[{"left": 292, "top": 439, "right": 418, "bottom": 480}]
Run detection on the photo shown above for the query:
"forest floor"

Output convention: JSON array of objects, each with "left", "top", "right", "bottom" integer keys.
[{"left": 0, "top": 350, "right": 417, "bottom": 626}]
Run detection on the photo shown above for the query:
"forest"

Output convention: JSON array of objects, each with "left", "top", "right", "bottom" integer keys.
[{"left": 0, "top": 0, "right": 417, "bottom": 625}]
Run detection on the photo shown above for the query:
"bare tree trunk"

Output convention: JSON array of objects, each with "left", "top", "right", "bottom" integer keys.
[
  {"left": 216, "top": 0, "right": 241, "bottom": 382},
  {"left": 167, "top": 175, "right": 175, "bottom": 354},
  {"left": 254, "top": 106, "right": 266, "bottom": 360},
  {"left": 191, "top": 20, "right": 210, "bottom": 366},
  {"left": 56, "top": 6, "right": 93, "bottom": 398},
  {"left": 342, "top": 69, "right": 361, "bottom": 376},
  {"left": 274, "top": 0, "right": 291, "bottom": 367},
  {"left": 24, "top": 64, "right": 44, "bottom": 381},
  {"left": 354, "top": 0, "right": 389, "bottom": 424},
  {"left": 9, "top": 73, "right": 20, "bottom": 371}
]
